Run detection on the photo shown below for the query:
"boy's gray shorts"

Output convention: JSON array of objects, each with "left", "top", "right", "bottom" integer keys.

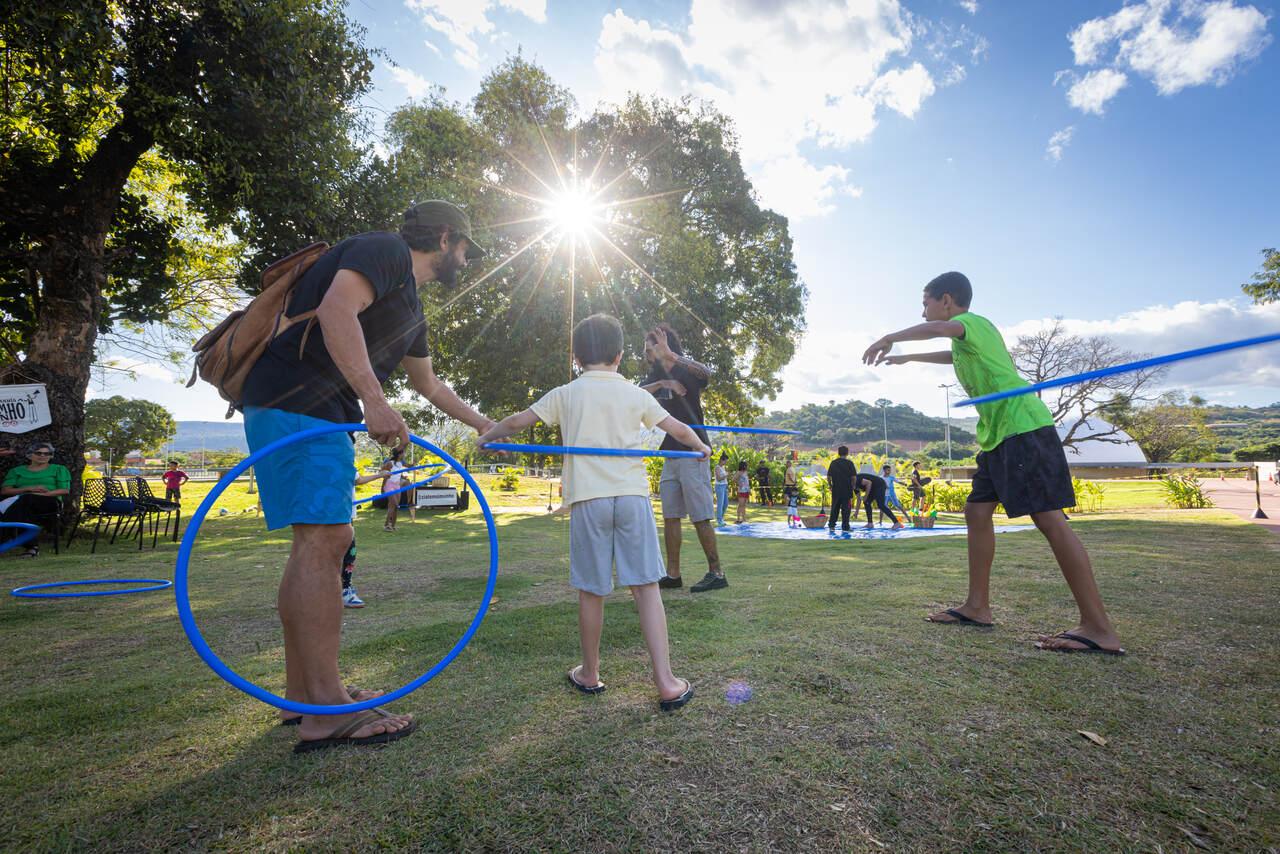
[
  {"left": 659, "top": 457, "right": 714, "bottom": 522},
  {"left": 569, "top": 496, "right": 666, "bottom": 596}
]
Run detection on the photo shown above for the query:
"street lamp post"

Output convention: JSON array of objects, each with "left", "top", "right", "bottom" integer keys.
[
  {"left": 875, "top": 398, "right": 892, "bottom": 459},
  {"left": 938, "top": 383, "right": 955, "bottom": 474}
]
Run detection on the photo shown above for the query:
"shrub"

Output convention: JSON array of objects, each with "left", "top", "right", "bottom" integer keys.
[
  {"left": 496, "top": 466, "right": 522, "bottom": 492},
  {"left": 929, "top": 481, "right": 972, "bottom": 512},
  {"left": 1160, "top": 474, "right": 1214, "bottom": 509},
  {"left": 645, "top": 457, "right": 663, "bottom": 496},
  {"left": 1069, "top": 478, "right": 1106, "bottom": 513}
]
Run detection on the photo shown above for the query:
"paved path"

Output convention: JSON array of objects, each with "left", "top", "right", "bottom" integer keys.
[{"left": 1202, "top": 478, "right": 1280, "bottom": 538}]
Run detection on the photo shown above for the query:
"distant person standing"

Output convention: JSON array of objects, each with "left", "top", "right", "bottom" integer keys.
[
  {"left": 783, "top": 455, "right": 798, "bottom": 503},
  {"left": 713, "top": 453, "right": 730, "bottom": 526},
  {"left": 163, "top": 460, "right": 189, "bottom": 504},
  {"left": 826, "top": 446, "right": 856, "bottom": 532},
  {"left": 756, "top": 460, "right": 773, "bottom": 506},
  {"left": 735, "top": 461, "right": 751, "bottom": 524}
]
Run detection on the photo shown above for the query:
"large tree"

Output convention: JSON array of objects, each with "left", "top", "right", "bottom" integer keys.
[
  {"left": 1012, "top": 320, "right": 1167, "bottom": 448},
  {"left": 83, "top": 396, "right": 175, "bottom": 469},
  {"left": 0, "top": 1, "right": 377, "bottom": 510},
  {"left": 379, "top": 58, "right": 807, "bottom": 425}
]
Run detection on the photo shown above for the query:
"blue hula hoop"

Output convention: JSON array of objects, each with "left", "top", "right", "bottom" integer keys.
[
  {"left": 687, "top": 425, "right": 801, "bottom": 436},
  {"left": 352, "top": 468, "right": 451, "bottom": 507},
  {"left": 11, "top": 578, "right": 173, "bottom": 598},
  {"left": 957, "top": 331, "right": 1280, "bottom": 407},
  {"left": 483, "top": 441, "right": 702, "bottom": 459},
  {"left": 175, "top": 423, "right": 498, "bottom": 715},
  {"left": 0, "top": 521, "right": 40, "bottom": 556}
]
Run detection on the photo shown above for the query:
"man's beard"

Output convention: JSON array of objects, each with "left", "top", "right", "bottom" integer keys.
[{"left": 436, "top": 255, "right": 463, "bottom": 287}]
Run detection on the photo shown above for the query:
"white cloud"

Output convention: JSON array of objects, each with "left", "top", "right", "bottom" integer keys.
[
  {"left": 1066, "top": 68, "right": 1129, "bottom": 114},
  {"left": 1063, "top": 0, "right": 1270, "bottom": 112},
  {"left": 385, "top": 63, "right": 433, "bottom": 99},
  {"left": 1003, "top": 299, "right": 1280, "bottom": 395},
  {"left": 959, "top": 0, "right": 979, "bottom": 15},
  {"left": 592, "top": 1, "right": 984, "bottom": 221},
  {"left": 752, "top": 156, "right": 863, "bottom": 220},
  {"left": 1046, "top": 125, "right": 1076, "bottom": 161},
  {"left": 405, "top": 0, "right": 547, "bottom": 71}
]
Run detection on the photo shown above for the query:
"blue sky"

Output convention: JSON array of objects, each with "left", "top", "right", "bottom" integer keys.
[{"left": 98, "top": 0, "right": 1280, "bottom": 421}]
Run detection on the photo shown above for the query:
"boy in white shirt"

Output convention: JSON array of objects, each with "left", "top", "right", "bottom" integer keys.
[{"left": 479, "top": 313, "right": 708, "bottom": 711}]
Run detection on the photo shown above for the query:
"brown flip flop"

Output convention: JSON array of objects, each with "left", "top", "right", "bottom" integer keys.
[{"left": 293, "top": 707, "right": 416, "bottom": 754}]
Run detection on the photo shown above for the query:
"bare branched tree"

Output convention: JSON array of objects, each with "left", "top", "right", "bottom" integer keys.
[{"left": 1012, "top": 319, "right": 1168, "bottom": 448}]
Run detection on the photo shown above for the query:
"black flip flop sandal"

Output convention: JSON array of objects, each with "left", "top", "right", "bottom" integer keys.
[
  {"left": 293, "top": 708, "right": 416, "bottom": 754},
  {"left": 568, "top": 666, "right": 605, "bottom": 695},
  {"left": 926, "top": 607, "right": 993, "bottom": 627},
  {"left": 659, "top": 680, "right": 694, "bottom": 713},
  {"left": 1035, "top": 632, "right": 1126, "bottom": 656}
]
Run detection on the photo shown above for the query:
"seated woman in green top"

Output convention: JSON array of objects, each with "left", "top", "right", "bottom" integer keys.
[{"left": 0, "top": 441, "right": 70, "bottom": 558}]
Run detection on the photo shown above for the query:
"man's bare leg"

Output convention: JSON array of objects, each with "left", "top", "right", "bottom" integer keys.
[
  {"left": 283, "top": 523, "right": 411, "bottom": 741},
  {"left": 1030, "top": 511, "right": 1122, "bottom": 651},
  {"left": 575, "top": 591, "right": 605, "bottom": 687},
  {"left": 691, "top": 519, "right": 723, "bottom": 577},
  {"left": 631, "top": 583, "right": 687, "bottom": 700},
  {"left": 928, "top": 501, "right": 997, "bottom": 625},
  {"left": 662, "top": 517, "right": 683, "bottom": 580}
]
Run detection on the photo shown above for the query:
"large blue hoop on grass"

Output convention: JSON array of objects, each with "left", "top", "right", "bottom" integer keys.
[
  {"left": 0, "top": 521, "right": 40, "bottom": 556},
  {"left": 483, "top": 442, "right": 701, "bottom": 458},
  {"left": 174, "top": 423, "right": 498, "bottom": 716},
  {"left": 12, "top": 578, "right": 172, "bottom": 598}
]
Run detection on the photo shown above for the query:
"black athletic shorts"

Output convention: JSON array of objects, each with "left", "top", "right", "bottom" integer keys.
[{"left": 969, "top": 425, "right": 1075, "bottom": 518}]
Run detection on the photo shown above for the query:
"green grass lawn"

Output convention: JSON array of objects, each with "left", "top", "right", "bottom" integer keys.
[{"left": 2, "top": 498, "right": 1277, "bottom": 851}]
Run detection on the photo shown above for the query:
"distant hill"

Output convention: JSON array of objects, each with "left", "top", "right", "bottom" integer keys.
[
  {"left": 171, "top": 421, "right": 248, "bottom": 452},
  {"left": 763, "top": 399, "right": 975, "bottom": 447}
]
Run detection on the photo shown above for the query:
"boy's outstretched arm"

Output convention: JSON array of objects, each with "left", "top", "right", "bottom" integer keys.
[
  {"left": 657, "top": 416, "right": 712, "bottom": 459},
  {"left": 862, "top": 320, "right": 966, "bottom": 366},
  {"left": 477, "top": 409, "right": 542, "bottom": 446}
]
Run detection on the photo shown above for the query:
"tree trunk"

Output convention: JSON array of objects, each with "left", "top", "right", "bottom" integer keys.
[{"left": 1, "top": 111, "right": 154, "bottom": 520}]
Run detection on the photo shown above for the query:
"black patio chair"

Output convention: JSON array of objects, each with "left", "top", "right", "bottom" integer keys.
[
  {"left": 0, "top": 496, "right": 61, "bottom": 555},
  {"left": 65, "top": 478, "right": 145, "bottom": 553},
  {"left": 129, "top": 476, "right": 180, "bottom": 544}
]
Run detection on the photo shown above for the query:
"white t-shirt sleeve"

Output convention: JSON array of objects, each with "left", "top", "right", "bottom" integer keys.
[
  {"left": 641, "top": 393, "right": 670, "bottom": 430},
  {"left": 530, "top": 384, "right": 565, "bottom": 426}
]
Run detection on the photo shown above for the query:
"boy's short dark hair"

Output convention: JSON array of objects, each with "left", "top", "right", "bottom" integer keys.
[
  {"left": 168, "top": 459, "right": 178, "bottom": 466},
  {"left": 837, "top": 445, "right": 849, "bottom": 456},
  {"left": 737, "top": 461, "right": 748, "bottom": 470},
  {"left": 573, "top": 313, "right": 624, "bottom": 366},
  {"left": 646, "top": 322, "right": 683, "bottom": 356},
  {"left": 923, "top": 271, "right": 972, "bottom": 308}
]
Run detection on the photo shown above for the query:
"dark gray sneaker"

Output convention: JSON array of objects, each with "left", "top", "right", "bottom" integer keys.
[
  {"left": 658, "top": 574, "right": 683, "bottom": 589},
  {"left": 690, "top": 572, "right": 727, "bottom": 593}
]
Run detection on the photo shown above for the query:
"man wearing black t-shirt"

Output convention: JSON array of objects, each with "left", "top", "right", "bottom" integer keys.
[
  {"left": 241, "top": 200, "right": 495, "bottom": 753},
  {"left": 642, "top": 324, "right": 727, "bottom": 593},
  {"left": 826, "top": 446, "right": 857, "bottom": 531}
]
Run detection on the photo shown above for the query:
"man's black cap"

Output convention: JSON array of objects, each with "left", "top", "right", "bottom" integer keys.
[{"left": 402, "top": 200, "right": 487, "bottom": 260}]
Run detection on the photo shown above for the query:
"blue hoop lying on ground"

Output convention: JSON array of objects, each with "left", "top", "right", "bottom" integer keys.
[
  {"left": 957, "top": 331, "right": 1280, "bottom": 407},
  {"left": 11, "top": 578, "right": 173, "bottom": 598},
  {"left": 482, "top": 442, "right": 702, "bottom": 459},
  {"left": 352, "top": 469, "right": 452, "bottom": 507},
  {"left": 0, "top": 521, "right": 40, "bottom": 556},
  {"left": 688, "top": 425, "right": 802, "bottom": 436},
  {"left": 175, "top": 423, "right": 498, "bottom": 716}
]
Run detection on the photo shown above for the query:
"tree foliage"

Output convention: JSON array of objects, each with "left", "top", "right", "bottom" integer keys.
[
  {"left": 1241, "top": 247, "right": 1280, "bottom": 304},
  {"left": 83, "top": 396, "right": 176, "bottom": 464},
  {"left": 1106, "top": 392, "right": 1215, "bottom": 463},
  {"left": 0, "top": 0, "right": 378, "bottom": 510},
  {"left": 764, "top": 398, "right": 975, "bottom": 446}
]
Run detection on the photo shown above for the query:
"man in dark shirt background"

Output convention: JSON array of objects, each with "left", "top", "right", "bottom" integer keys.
[
  {"left": 241, "top": 200, "right": 495, "bottom": 752},
  {"left": 642, "top": 324, "right": 728, "bottom": 593},
  {"left": 826, "top": 445, "right": 856, "bottom": 532}
]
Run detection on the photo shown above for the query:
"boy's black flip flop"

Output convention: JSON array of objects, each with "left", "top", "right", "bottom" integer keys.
[
  {"left": 1035, "top": 632, "right": 1126, "bottom": 656},
  {"left": 568, "top": 666, "right": 606, "bottom": 694},
  {"left": 293, "top": 709, "right": 416, "bottom": 754},
  {"left": 926, "top": 608, "right": 993, "bottom": 627},
  {"left": 659, "top": 680, "right": 694, "bottom": 712}
]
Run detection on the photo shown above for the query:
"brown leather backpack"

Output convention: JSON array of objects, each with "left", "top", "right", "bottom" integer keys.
[{"left": 187, "top": 242, "right": 330, "bottom": 417}]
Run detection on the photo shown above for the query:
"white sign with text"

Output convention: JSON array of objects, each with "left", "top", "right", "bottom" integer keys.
[{"left": 0, "top": 384, "right": 51, "bottom": 433}]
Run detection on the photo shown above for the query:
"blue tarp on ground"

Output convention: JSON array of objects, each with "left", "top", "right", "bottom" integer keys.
[{"left": 714, "top": 521, "right": 1035, "bottom": 541}]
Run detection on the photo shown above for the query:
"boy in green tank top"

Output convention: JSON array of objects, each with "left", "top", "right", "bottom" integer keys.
[{"left": 863, "top": 272, "right": 1123, "bottom": 655}]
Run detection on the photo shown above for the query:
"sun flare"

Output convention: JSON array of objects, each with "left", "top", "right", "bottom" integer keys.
[{"left": 546, "top": 190, "right": 594, "bottom": 234}]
